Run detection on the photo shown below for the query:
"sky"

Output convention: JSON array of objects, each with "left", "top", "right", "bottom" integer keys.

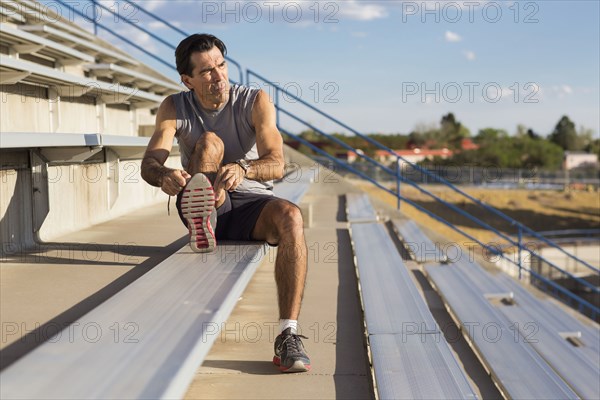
[{"left": 43, "top": 0, "right": 600, "bottom": 137}]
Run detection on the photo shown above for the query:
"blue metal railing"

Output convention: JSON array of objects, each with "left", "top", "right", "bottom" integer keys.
[
  {"left": 250, "top": 67, "right": 598, "bottom": 277},
  {"left": 52, "top": 0, "right": 597, "bottom": 317},
  {"left": 246, "top": 70, "right": 599, "bottom": 317},
  {"left": 247, "top": 70, "right": 599, "bottom": 279},
  {"left": 280, "top": 127, "right": 599, "bottom": 319}
]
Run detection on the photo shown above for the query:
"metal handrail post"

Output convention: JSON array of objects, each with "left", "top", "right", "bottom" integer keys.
[
  {"left": 518, "top": 225, "right": 523, "bottom": 280},
  {"left": 396, "top": 157, "right": 401, "bottom": 210}
]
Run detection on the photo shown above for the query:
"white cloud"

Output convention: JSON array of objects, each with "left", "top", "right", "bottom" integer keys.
[
  {"left": 550, "top": 84, "right": 574, "bottom": 98},
  {"left": 338, "top": 1, "right": 389, "bottom": 21},
  {"left": 148, "top": 21, "right": 163, "bottom": 29},
  {"left": 445, "top": 30, "right": 462, "bottom": 42},
  {"left": 463, "top": 50, "right": 476, "bottom": 61}
]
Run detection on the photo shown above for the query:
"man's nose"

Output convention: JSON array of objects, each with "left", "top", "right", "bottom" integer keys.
[{"left": 212, "top": 68, "right": 224, "bottom": 81}]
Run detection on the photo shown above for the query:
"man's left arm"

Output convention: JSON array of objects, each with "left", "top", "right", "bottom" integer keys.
[
  {"left": 215, "top": 90, "right": 285, "bottom": 193},
  {"left": 246, "top": 89, "right": 285, "bottom": 181}
]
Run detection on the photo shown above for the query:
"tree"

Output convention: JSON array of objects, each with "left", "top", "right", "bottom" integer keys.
[
  {"left": 440, "top": 112, "right": 470, "bottom": 149},
  {"left": 475, "top": 128, "right": 508, "bottom": 144},
  {"left": 549, "top": 115, "right": 578, "bottom": 150},
  {"left": 577, "top": 126, "right": 594, "bottom": 151}
]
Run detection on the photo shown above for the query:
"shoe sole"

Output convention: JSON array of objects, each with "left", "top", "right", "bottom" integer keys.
[
  {"left": 273, "top": 356, "right": 311, "bottom": 373},
  {"left": 180, "top": 174, "right": 216, "bottom": 253}
]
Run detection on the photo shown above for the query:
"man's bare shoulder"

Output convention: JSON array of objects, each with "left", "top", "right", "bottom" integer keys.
[
  {"left": 252, "top": 89, "right": 275, "bottom": 122},
  {"left": 157, "top": 94, "right": 177, "bottom": 121}
]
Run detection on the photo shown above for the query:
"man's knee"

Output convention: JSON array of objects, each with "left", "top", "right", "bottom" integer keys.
[
  {"left": 276, "top": 202, "right": 304, "bottom": 236},
  {"left": 194, "top": 131, "right": 224, "bottom": 155}
]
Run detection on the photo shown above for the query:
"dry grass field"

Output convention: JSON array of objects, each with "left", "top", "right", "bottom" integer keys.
[{"left": 353, "top": 180, "right": 600, "bottom": 245}]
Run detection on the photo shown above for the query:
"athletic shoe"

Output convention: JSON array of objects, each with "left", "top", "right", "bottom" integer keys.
[
  {"left": 273, "top": 328, "right": 311, "bottom": 373},
  {"left": 180, "top": 173, "right": 216, "bottom": 253}
]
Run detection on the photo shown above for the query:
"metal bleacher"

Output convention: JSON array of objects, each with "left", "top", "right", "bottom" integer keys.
[
  {"left": 2, "top": 0, "right": 97, "bottom": 41},
  {"left": 83, "top": 63, "right": 183, "bottom": 95},
  {"left": 0, "top": 23, "right": 95, "bottom": 65},
  {"left": 0, "top": 55, "right": 163, "bottom": 104},
  {"left": 19, "top": 24, "right": 138, "bottom": 66},
  {"left": 426, "top": 258, "right": 598, "bottom": 399},
  {"left": 0, "top": 172, "right": 312, "bottom": 400},
  {"left": 393, "top": 219, "right": 448, "bottom": 263},
  {"left": 346, "top": 192, "right": 378, "bottom": 223},
  {"left": 347, "top": 194, "right": 478, "bottom": 399},
  {"left": 0, "top": 5, "right": 26, "bottom": 23}
]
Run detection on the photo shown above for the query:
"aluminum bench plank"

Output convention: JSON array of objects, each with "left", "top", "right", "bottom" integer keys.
[
  {"left": 0, "top": 132, "right": 100, "bottom": 148},
  {"left": 0, "top": 5, "right": 26, "bottom": 22},
  {"left": 84, "top": 63, "right": 183, "bottom": 93},
  {"left": 370, "top": 334, "right": 477, "bottom": 400},
  {"left": 0, "top": 55, "right": 163, "bottom": 103},
  {"left": 272, "top": 174, "right": 311, "bottom": 205},
  {"left": 495, "top": 274, "right": 600, "bottom": 354},
  {"left": 393, "top": 219, "right": 447, "bottom": 263},
  {"left": 0, "top": 23, "right": 95, "bottom": 63},
  {"left": 448, "top": 260, "right": 600, "bottom": 391},
  {"left": 452, "top": 257, "right": 510, "bottom": 295},
  {"left": 454, "top": 259, "right": 599, "bottom": 397},
  {"left": 346, "top": 192, "right": 377, "bottom": 222},
  {"left": 8, "top": 0, "right": 97, "bottom": 41},
  {"left": 497, "top": 302, "right": 599, "bottom": 399},
  {"left": 351, "top": 222, "right": 438, "bottom": 334},
  {"left": 0, "top": 243, "right": 268, "bottom": 400},
  {"left": 426, "top": 264, "right": 580, "bottom": 399},
  {"left": 19, "top": 24, "right": 138, "bottom": 65},
  {"left": 351, "top": 222, "right": 477, "bottom": 399}
]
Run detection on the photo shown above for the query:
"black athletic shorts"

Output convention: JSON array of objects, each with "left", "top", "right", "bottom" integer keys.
[{"left": 176, "top": 190, "right": 277, "bottom": 241}]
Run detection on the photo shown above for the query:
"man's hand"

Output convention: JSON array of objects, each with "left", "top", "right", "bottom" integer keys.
[
  {"left": 161, "top": 169, "right": 191, "bottom": 196},
  {"left": 213, "top": 163, "right": 246, "bottom": 201}
]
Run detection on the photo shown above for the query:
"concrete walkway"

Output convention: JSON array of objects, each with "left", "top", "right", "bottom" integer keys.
[{"left": 184, "top": 181, "right": 374, "bottom": 400}]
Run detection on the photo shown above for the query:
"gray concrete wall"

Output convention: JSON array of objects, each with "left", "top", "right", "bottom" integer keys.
[{"left": 0, "top": 151, "right": 35, "bottom": 256}]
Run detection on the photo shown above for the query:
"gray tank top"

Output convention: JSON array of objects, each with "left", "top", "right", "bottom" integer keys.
[{"left": 172, "top": 84, "right": 273, "bottom": 195}]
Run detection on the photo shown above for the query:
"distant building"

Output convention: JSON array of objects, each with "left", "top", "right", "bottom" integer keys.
[
  {"left": 375, "top": 148, "right": 453, "bottom": 166},
  {"left": 563, "top": 151, "right": 599, "bottom": 170},
  {"left": 460, "top": 138, "right": 479, "bottom": 151}
]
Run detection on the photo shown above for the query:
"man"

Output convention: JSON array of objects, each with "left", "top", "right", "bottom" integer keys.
[{"left": 140, "top": 34, "right": 310, "bottom": 373}]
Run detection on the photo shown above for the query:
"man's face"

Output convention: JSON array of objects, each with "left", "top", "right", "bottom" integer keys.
[{"left": 182, "top": 46, "right": 230, "bottom": 106}]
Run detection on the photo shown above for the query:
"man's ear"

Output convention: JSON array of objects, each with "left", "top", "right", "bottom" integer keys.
[{"left": 181, "top": 74, "right": 193, "bottom": 90}]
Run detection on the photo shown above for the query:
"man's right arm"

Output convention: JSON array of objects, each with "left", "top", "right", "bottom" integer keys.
[{"left": 141, "top": 96, "right": 190, "bottom": 195}]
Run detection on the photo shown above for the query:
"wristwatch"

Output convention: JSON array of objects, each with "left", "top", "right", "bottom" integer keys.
[{"left": 235, "top": 159, "right": 251, "bottom": 173}]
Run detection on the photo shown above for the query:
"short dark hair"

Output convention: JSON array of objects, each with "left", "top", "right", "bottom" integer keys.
[{"left": 175, "top": 34, "right": 227, "bottom": 76}]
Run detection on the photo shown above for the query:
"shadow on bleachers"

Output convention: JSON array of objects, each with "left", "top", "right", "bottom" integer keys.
[{"left": 0, "top": 235, "right": 187, "bottom": 371}]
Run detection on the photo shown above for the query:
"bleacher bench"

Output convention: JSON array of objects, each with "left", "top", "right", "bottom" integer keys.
[
  {"left": 347, "top": 194, "right": 477, "bottom": 399},
  {"left": 426, "top": 260, "right": 583, "bottom": 399},
  {"left": 84, "top": 63, "right": 183, "bottom": 95},
  {"left": 0, "top": 23, "right": 95, "bottom": 65},
  {"left": 346, "top": 192, "right": 377, "bottom": 223},
  {"left": 393, "top": 219, "right": 447, "bottom": 263},
  {"left": 19, "top": 24, "right": 138, "bottom": 66},
  {"left": 0, "top": 174, "right": 311, "bottom": 399},
  {"left": 0, "top": 55, "right": 163, "bottom": 105},
  {"left": 444, "top": 259, "right": 599, "bottom": 399}
]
